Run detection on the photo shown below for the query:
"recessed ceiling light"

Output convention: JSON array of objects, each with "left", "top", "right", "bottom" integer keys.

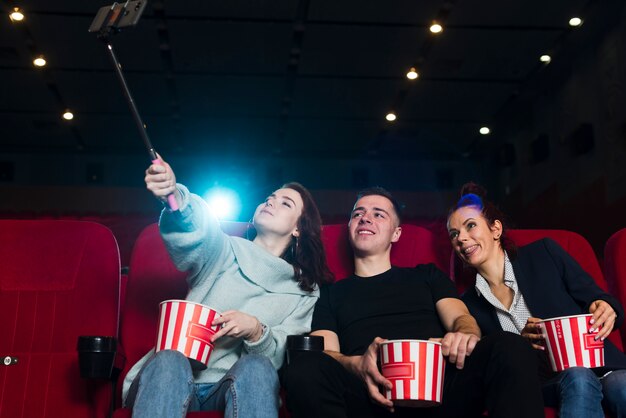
[
  {"left": 479, "top": 126, "right": 490, "bottom": 135},
  {"left": 406, "top": 68, "right": 419, "bottom": 80},
  {"left": 569, "top": 17, "right": 583, "bottom": 27},
  {"left": 62, "top": 111, "right": 74, "bottom": 120},
  {"left": 386, "top": 112, "right": 397, "bottom": 122},
  {"left": 9, "top": 7, "right": 24, "bottom": 22},
  {"left": 430, "top": 23, "right": 443, "bottom": 34},
  {"left": 540, "top": 55, "right": 551, "bottom": 64},
  {"left": 33, "top": 56, "right": 47, "bottom": 67}
]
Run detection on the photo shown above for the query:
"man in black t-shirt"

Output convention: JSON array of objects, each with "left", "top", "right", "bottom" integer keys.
[
  {"left": 313, "top": 264, "right": 461, "bottom": 358},
  {"left": 282, "top": 187, "right": 544, "bottom": 418}
]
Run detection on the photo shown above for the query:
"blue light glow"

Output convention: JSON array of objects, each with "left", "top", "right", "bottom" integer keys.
[{"left": 203, "top": 187, "right": 241, "bottom": 220}]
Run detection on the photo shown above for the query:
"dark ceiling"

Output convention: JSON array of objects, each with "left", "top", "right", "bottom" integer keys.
[{"left": 0, "top": 0, "right": 620, "bottom": 163}]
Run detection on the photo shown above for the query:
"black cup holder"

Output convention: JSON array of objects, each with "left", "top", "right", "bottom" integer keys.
[
  {"left": 77, "top": 336, "right": 117, "bottom": 379},
  {"left": 286, "top": 335, "right": 324, "bottom": 365}
]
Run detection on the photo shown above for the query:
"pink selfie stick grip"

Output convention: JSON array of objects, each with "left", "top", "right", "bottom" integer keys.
[{"left": 152, "top": 158, "right": 179, "bottom": 211}]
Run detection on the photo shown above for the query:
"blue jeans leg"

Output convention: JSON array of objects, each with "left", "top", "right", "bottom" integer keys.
[
  {"left": 191, "top": 353, "right": 279, "bottom": 418},
  {"left": 128, "top": 350, "right": 195, "bottom": 418},
  {"left": 543, "top": 367, "right": 603, "bottom": 418},
  {"left": 601, "top": 369, "right": 626, "bottom": 418}
]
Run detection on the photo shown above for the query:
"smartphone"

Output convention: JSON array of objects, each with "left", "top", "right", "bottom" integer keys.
[{"left": 88, "top": 1, "right": 147, "bottom": 33}]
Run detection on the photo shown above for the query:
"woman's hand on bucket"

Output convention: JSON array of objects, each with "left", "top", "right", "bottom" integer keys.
[
  {"left": 211, "top": 310, "right": 265, "bottom": 343},
  {"left": 521, "top": 317, "right": 545, "bottom": 350},
  {"left": 589, "top": 300, "right": 617, "bottom": 340}
]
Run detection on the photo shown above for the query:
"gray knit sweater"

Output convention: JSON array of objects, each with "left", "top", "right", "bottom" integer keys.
[{"left": 122, "top": 184, "right": 319, "bottom": 400}]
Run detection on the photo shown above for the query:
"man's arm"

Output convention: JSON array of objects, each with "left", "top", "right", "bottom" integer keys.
[
  {"left": 435, "top": 297, "right": 481, "bottom": 369},
  {"left": 310, "top": 329, "right": 340, "bottom": 351},
  {"left": 310, "top": 330, "right": 358, "bottom": 373},
  {"left": 310, "top": 330, "right": 394, "bottom": 411}
]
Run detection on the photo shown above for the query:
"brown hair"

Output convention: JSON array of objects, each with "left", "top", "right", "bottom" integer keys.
[{"left": 280, "top": 182, "right": 334, "bottom": 291}]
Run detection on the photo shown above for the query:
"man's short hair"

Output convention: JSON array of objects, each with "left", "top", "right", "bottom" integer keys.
[{"left": 355, "top": 186, "right": 404, "bottom": 225}]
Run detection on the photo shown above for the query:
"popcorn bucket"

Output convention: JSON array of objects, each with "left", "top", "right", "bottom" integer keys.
[
  {"left": 538, "top": 314, "right": 604, "bottom": 372},
  {"left": 156, "top": 300, "right": 221, "bottom": 370},
  {"left": 379, "top": 340, "right": 445, "bottom": 407}
]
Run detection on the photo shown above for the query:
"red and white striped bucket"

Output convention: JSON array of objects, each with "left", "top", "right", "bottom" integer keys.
[
  {"left": 379, "top": 340, "right": 445, "bottom": 407},
  {"left": 539, "top": 314, "right": 604, "bottom": 372},
  {"left": 155, "top": 300, "right": 221, "bottom": 370}
]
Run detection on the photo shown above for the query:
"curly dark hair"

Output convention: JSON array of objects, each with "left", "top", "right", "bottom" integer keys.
[
  {"left": 279, "top": 182, "right": 334, "bottom": 291},
  {"left": 448, "top": 182, "right": 517, "bottom": 258}
]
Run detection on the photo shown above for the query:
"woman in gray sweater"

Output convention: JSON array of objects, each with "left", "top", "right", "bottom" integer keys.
[{"left": 124, "top": 158, "right": 334, "bottom": 418}]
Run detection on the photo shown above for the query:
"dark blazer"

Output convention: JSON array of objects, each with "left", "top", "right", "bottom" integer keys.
[{"left": 462, "top": 238, "right": 626, "bottom": 369}]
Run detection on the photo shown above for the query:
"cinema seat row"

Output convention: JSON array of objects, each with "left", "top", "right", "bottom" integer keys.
[{"left": 1, "top": 219, "right": 625, "bottom": 418}]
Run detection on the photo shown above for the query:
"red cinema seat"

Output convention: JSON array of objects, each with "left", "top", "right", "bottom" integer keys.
[
  {"left": 113, "top": 222, "right": 247, "bottom": 418},
  {"left": 605, "top": 228, "right": 626, "bottom": 348},
  {"left": 0, "top": 220, "right": 121, "bottom": 418}
]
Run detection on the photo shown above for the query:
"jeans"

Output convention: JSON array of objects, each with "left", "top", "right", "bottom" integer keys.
[
  {"left": 126, "top": 350, "right": 279, "bottom": 418},
  {"left": 543, "top": 367, "right": 626, "bottom": 418},
  {"left": 602, "top": 369, "right": 626, "bottom": 418}
]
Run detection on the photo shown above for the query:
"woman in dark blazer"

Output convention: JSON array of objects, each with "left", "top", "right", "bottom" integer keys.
[{"left": 447, "top": 183, "right": 626, "bottom": 418}]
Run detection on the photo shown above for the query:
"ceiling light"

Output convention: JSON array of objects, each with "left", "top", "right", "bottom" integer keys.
[
  {"left": 539, "top": 55, "right": 551, "bottom": 64},
  {"left": 430, "top": 23, "right": 443, "bottom": 34},
  {"left": 406, "top": 68, "right": 419, "bottom": 80},
  {"left": 9, "top": 7, "right": 24, "bottom": 22},
  {"left": 33, "top": 56, "right": 47, "bottom": 67},
  {"left": 62, "top": 111, "right": 74, "bottom": 120},
  {"left": 479, "top": 126, "right": 490, "bottom": 135},
  {"left": 385, "top": 112, "right": 397, "bottom": 122},
  {"left": 569, "top": 17, "right": 583, "bottom": 27}
]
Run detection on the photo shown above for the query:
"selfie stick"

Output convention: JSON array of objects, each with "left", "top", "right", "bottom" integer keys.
[{"left": 89, "top": 1, "right": 178, "bottom": 210}]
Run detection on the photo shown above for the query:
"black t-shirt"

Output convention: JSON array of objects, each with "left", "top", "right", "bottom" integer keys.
[{"left": 311, "top": 265, "right": 459, "bottom": 356}]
